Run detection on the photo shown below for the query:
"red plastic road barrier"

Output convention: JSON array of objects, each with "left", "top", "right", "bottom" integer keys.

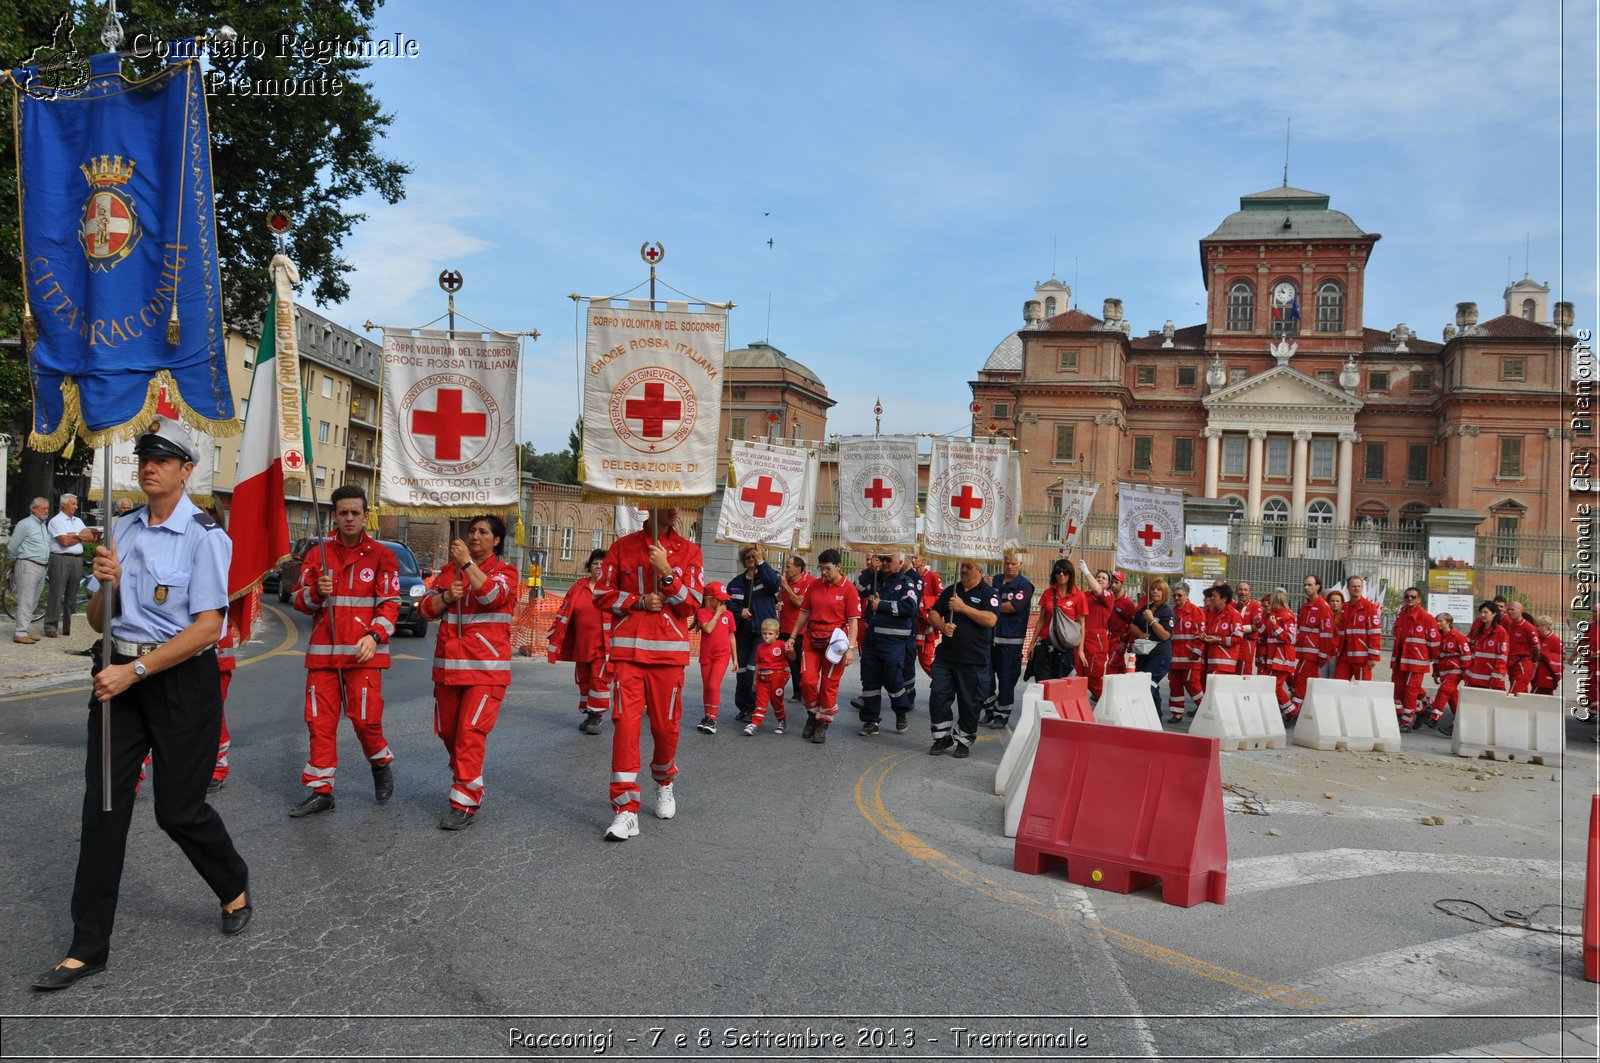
[
  {"left": 1013, "top": 717, "right": 1228, "bottom": 907},
  {"left": 1586, "top": 792, "right": 1599, "bottom": 982},
  {"left": 1041, "top": 677, "right": 1094, "bottom": 722}
]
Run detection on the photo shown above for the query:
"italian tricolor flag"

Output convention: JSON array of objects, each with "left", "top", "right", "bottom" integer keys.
[{"left": 227, "top": 258, "right": 302, "bottom": 606}]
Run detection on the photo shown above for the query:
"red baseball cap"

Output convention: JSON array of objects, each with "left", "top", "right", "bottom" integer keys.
[{"left": 704, "top": 581, "right": 732, "bottom": 602}]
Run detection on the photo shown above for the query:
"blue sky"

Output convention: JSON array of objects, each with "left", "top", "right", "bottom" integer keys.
[{"left": 321, "top": 0, "right": 1598, "bottom": 452}]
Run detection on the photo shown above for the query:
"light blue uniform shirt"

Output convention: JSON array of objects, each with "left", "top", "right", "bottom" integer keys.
[{"left": 91, "top": 494, "right": 232, "bottom": 643}]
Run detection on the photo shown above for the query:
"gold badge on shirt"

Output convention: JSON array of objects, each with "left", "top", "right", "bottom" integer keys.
[{"left": 153, "top": 585, "right": 169, "bottom": 605}]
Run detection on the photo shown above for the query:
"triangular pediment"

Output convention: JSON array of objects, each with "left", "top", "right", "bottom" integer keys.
[{"left": 1203, "top": 365, "right": 1363, "bottom": 412}]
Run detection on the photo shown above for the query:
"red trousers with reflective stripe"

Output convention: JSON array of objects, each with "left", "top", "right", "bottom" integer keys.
[
  {"left": 1270, "top": 667, "right": 1292, "bottom": 710},
  {"left": 1291, "top": 659, "right": 1322, "bottom": 712},
  {"left": 1168, "top": 666, "right": 1203, "bottom": 712},
  {"left": 1393, "top": 670, "right": 1426, "bottom": 718},
  {"left": 434, "top": 684, "right": 505, "bottom": 813},
  {"left": 608, "top": 660, "right": 683, "bottom": 814},
  {"left": 573, "top": 660, "right": 611, "bottom": 715},
  {"left": 700, "top": 651, "right": 730, "bottom": 719},
  {"left": 800, "top": 647, "right": 847, "bottom": 719},
  {"left": 752, "top": 671, "right": 788, "bottom": 727},
  {"left": 214, "top": 672, "right": 233, "bottom": 783},
  {"left": 302, "top": 668, "right": 392, "bottom": 792},
  {"left": 1509, "top": 656, "right": 1534, "bottom": 694},
  {"left": 1081, "top": 629, "right": 1109, "bottom": 700},
  {"left": 1334, "top": 658, "right": 1373, "bottom": 681},
  {"left": 1433, "top": 674, "right": 1462, "bottom": 717}
]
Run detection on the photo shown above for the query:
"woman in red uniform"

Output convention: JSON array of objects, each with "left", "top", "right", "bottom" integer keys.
[
  {"left": 1200, "top": 583, "right": 1244, "bottom": 681},
  {"left": 1463, "top": 601, "right": 1510, "bottom": 692},
  {"left": 1262, "top": 589, "right": 1298, "bottom": 716},
  {"left": 1427, "top": 612, "right": 1470, "bottom": 729},
  {"left": 549, "top": 549, "right": 610, "bottom": 735},
  {"left": 1530, "top": 615, "right": 1563, "bottom": 695},
  {"left": 418, "top": 515, "right": 517, "bottom": 830},
  {"left": 1166, "top": 583, "right": 1206, "bottom": 723},
  {"left": 1029, "top": 559, "right": 1088, "bottom": 682}
]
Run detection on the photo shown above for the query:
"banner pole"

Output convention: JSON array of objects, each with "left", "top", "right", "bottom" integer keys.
[{"left": 98, "top": 441, "right": 114, "bottom": 811}]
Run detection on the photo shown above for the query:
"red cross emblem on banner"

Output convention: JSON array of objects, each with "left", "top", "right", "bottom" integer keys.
[
  {"left": 863, "top": 478, "right": 894, "bottom": 509},
  {"left": 949, "top": 485, "right": 984, "bottom": 520},
  {"left": 154, "top": 386, "right": 180, "bottom": 420},
  {"left": 624, "top": 382, "right": 682, "bottom": 441},
  {"left": 1137, "top": 523, "right": 1163, "bottom": 548},
  {"left": 740, "top": 475, "right": 785, "bottom": 518},
  {"left": 412, "top": 388, "right": 488, "bottom": 461},
  {"left": 1066, "top": 519, "right": 1079, "bottom": 538}
]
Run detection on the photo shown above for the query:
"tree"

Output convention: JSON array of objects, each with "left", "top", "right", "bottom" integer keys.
[
  {"left": 517, "top": 420, "right": 581, "bottom": 485},
  {"left": 0, "top": 0, "right": 408, "bottom": 504}
]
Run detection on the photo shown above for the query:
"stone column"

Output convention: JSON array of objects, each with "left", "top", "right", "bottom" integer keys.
[
  {"left": 1246, "top": 429, "right": 1266, "bottom": 522},
  {"left": 1289, "top": 430, "right": 1311, "bottom": 558},
  {"left": 1202, "top": 428, "right": 1222, "bottom": 498},
  {"left": 1336, "top": 431, "right": 1358, "bottom": 551}
]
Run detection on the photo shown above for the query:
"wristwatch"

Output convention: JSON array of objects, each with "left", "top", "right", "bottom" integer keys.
[
  {"left": 659, "top": 573, "right": 676, "bottom": 588},
  {"left": 133, "top": 659, "right": 147, "bottom": 680}
]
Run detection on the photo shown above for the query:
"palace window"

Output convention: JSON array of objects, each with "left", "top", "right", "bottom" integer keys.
[
  {"left": 1133, "top": 436, "right": 1153, "bottom": 472},
  {"left": 1054, "top": 423, "right": 1075, "bottom": 461},
  {"left": 1045, "top": 296, "right": 1057, "bottom": 317},
  {"left": 1502, "top": 358, "right": 1525, "bottom": 381},
  {"left": 1173, "top": 437, "right": 1194, "bottom": 473},
  {"left": 1521, "top": 298, "right": 1536, "bottom": 321},
  {"left": 1311, "top": 438, "right": 1335, "bottom": 479},
  {"left": 1411, "top": 371, "right": 1433, "bottom": 394},
  {"left": 1177, "top": 366, "right": 1197, "bottom": 388},
  {"left": 1317, "top": 370, "right": 1337, "bottom": 385},
  {"left": 729, "top": 416, "right": 747, "bottom": 441},
  {"left": 1315, "top": 280, "right": 1345, "bottom": 332},
  {"left": 731, "top": 389, "right": 747, "bottom": 401},
  {"left": 1364, "top": 442, "right": 1386, "bottom": 480},
  {"left": 1223, "top": 436, "right": 1246, "bottom": 477},
  {"left": 993, "top": 402, "right": 1009, "bottom": 418},
  {"left": 1226, "top": 281, "right": 1254, "bottom": 332},
  {"left": 1407, "top": 443, "right": 1430, "bottom": 482},
  {"left": 1368, "top": 371, "right": 1389, "bottom": 393},
  {"left": 318, "top": 421, "right": 329, "bottom": 444},
  {"left": 1499, "top": 436, "right": 1523, "bottom": 477},
  {"left": 1494, "top": 515, "right": 1520, "bottom": 565},
  {"left": 1135, "top": 365, "right": 1155, "bottom": 386},
  {"left": 1266, "top": 437, "right": 1289, "bottom": 477},
  {"left": 1229, "top": 367, "right": 1248, "bottom": 385},
  {"left": 1059, "top": 350, "right": 1079, "bottom": 372},
  {"left": 560, "top": 527, "right": 574, "bottom": 561}
]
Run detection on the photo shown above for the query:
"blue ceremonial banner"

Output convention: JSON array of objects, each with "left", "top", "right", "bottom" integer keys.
[{"left": 8, "top": 52, "right": 233, "bottom": 450}]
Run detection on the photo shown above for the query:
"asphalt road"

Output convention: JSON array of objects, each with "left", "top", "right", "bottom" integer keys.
[{"left": 0, "top": 602, "right": 1595, "bottom": 1062}]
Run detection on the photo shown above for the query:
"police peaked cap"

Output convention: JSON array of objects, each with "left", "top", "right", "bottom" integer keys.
[{"left": 133, "top": 418, "right": 199, "bottom": 464}]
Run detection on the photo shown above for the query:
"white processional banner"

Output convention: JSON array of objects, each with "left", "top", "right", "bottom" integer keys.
[
  {"left": 378, "top": 328, "right": 520, "bottom": 514},
  {"left": 1115, "top": 481, "right": 1184, "bottom": 575},
  {"left": 1057, "top": 481, "right": 1100, "bottom": 555},
  {"left": 581, "top": 303, "right": 726, "bottom": 505},
  {"left": 92, "top": 386, "right": 213, "bottom": 508},
  {"left": 717, "top": 441, "right": 815, "bottom": 548},
  {"left": 796, "top": 447, "right": 820, "bottom": 550},
  {"left": 922, "top": 437, "right": 1017, "bottom": 562},
  {"left": 837, "top": 435, "right": 918, "bottom": 551}
]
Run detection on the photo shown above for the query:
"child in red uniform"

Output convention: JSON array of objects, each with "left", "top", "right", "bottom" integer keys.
[
  {"left": 747, "top": 619, "right": 790, "bottom": 735},
  {"left": 695, "top": 582, "right": 734, "bottom": 733},
  {"left": 1427, "top": 612, "right": 1469, "bottom": 729}
]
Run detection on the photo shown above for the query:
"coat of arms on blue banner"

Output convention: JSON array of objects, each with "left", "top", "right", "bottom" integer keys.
[{"left": 7, "top": 52, "right": 235, "bottom": 450}]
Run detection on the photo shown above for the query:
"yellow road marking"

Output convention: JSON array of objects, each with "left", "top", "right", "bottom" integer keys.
[{"left": 853, "top": 748, "right": 1376, "bottom": 1018}]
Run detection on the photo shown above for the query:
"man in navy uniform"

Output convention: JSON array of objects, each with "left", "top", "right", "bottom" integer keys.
[
  {"left": 33, "top": 419, "right": 250, "bottom": 991},
  {"left": 725, "top": 544, "right": 780, "bottom": 724},
  {"left": 856, "top": 551, "right": 920, "bottom": 736},
  {"left": 981, "top": 549, "right": 1034, "bottom": 729},
  {"left": 926, "top": 560, "right": 999, "bottom": 759}
]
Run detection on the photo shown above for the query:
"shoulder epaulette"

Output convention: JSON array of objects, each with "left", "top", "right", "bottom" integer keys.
[{"left": 192, "top": 511, "right": 219, "bottom": 530}]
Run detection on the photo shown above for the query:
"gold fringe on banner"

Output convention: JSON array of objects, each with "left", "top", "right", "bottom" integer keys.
[
  {"left": 27, "top": 371, "right": 243, "bottom": 453},
  {"left": 376, "top": 502, "right": 521, "bottom": 520},
  {"left": 366, "top": 506, "right": 379, "bottom": 533},
  {"left": 21, "top": 300, "right": 37, "bottom": 351}
]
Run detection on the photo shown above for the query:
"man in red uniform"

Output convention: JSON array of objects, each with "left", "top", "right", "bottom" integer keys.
[
  {"left": 776, "top": 554, "right": 814, "bottom": 703},
  {"left": 786, "top": 548, "right": 861, "bottom": 744},
  {"left": 288, "top": 485, "right": 399, "bottom": 817},
  {"left": 1530, "top": 614, "right": 1563, "bottom": 695},
  {"left": 1390, "top": 587, "right": 1439, "bottom": 728},
  {"left": 1427, "top": 612, "right": 1470, "bottom": 730},
  {"left": 418, "top": 515, "right": 517, "bottom": 830},
  {"left": 1333, "top": 575, "right": 1382, "bottom": 681},
  {"left": 592, "top": 507, "right": 703, "bottom": 842},
  {"left": 1235, "top": 581, "right": 1263, "bottom": 676},
  {"left": 1290, "top": 574, "right": 1336, "bottom": 721},
  {"left": 1166, "top": 583, "right": 1206, "bottom": 722},
  {"left": 1503, "top": 600, "right": 1540, "bottom": 694},
  {"left": 1105, "top": 572, "right": 1137, "bottom": 674}
]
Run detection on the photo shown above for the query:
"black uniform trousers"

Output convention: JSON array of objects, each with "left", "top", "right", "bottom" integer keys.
[
  {"left": 902, "top": 634, "right": 918, "bottom": 708},
  {"left": 69, "top": 650, "right": 248, "bottom": 965},
  {"left": 982, "top": 641, "right": 1025, "bottom": 718},
  {"left": 733, "top": 626, "right": 759, "bottom": 713},
  {"left": 928, "top": 655, "right": 984, "bottom": 747},
  {"left": 857, "top": 631, "right": 911, "bottom": 722}
]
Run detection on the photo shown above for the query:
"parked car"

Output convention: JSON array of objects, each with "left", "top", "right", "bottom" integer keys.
[
  {"left": 272, "top": 538, "right": 321, "bottom": 601},
  {"left": 273, "top": 537, "right": 432, "bottom": 638}
]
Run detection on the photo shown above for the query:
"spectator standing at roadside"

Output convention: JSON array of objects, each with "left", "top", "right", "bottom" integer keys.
[
  {"left": 45, "top": 493, "right": 94, "bottom": 638},
  {"left": 8, "top": 497, "right": 50, "bottom": 644},
  {"left": 1128, "top": 579, "right": 1174, "bottom": 717}
]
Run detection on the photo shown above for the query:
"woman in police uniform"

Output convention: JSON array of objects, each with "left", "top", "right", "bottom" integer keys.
[{"left": 32, "top": 419, "right": 251, "bottom": 991}]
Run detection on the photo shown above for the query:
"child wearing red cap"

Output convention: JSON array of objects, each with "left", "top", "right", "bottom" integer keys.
[{"left": 695, "top": 582, "right": 734, "bottom": 733}]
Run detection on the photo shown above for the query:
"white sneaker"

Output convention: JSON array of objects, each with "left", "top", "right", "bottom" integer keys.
[
  {"left": 654, "top": 782, "right": 676, "bottom": 820},
  {"left": 773, "top": 720, "right": 787, "bottom": 735},
  {"left": 604, "top": 810, "right": 639, "bottom": 841},
  {"left": 742, "top": 723, "right": 757, "bottom": 736}
]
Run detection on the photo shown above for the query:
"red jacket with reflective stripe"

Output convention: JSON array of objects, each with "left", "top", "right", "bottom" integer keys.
[
  {"left": 1337, "top": 596, "right": 1383, "bottom": 663},
  {"left": 1506, "top": 616, "right": 1540, "bottom": 660},
  {"left": 1435, "top": 629, "right": 1470, "bottom": 680},
  {"left": 548, "top": 575, "right": 607, "bottom": 664},
  {"left": 592, "top": 527, "right": 703, "bottom": 667},
  {"left": 1391, "top": 604, "right": 1439, "bottom": 672},
  {"left": 294, "top": 534, "right": 400, "bottom": 670},
  {"left": 1264, "top": 607, "right": 1298, "bottom": 672},
  {"left": 1296, "top": 596, "right": 1335, "bottom": 663},
  {"left": 1465, "top": 625, "right": 1510, "bottom": 686},
  {"left": 1204, "top": 604, "right": 1244, "bottom": 672},
  {"left": 1170, "top": 601, "right": 1206, "bottom": 667},
  {"left": 421, "top": 554, "right": 517, "bottom": 686},
  {"left": 1533, "top": 631, "right": 1563, "bottom": 688},
  {"left": 215, "top": 611, "right": 240, "bottom": 673}
]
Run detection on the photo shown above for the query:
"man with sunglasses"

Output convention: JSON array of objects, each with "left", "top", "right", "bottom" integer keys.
[{"left": 1390, "top": 587, "right": 1439, "bottom": 728}]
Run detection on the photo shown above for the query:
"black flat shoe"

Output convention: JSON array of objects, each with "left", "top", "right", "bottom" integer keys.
[
  {"left": 371, "top": 763, "right": 394, "bottom": 803},
  {"left": 438, "top": 807, "right": 474, "bottom": 831},
  {"left": 221, "top": 894, "right": 252, "bottom": 936},
  {"left": 288, "top": 791, "right": 334, "bottom": 818},
  {"left": 31, "top": 961, "right": 105, "bottom": 991}
]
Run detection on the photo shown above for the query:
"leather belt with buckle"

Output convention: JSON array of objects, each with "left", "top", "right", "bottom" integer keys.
[{"left": 111, "top": 638, "right": 165, "bottom": 657}]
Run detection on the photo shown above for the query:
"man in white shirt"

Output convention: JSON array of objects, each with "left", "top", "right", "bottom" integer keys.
[{"left": 45, "top": 493, "right": 94, "bottom": 638}]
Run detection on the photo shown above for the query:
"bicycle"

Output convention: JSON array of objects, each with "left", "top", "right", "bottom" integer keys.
[{"left": 0, "top": 552, "right": 92, "bottom": 624}]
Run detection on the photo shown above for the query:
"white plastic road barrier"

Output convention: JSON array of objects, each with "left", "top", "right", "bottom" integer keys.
[
  {"left": 1293, "top": 677, "right": 1403, "bottom": 753},
  {"left": 1093, "top": 672, "right": 1162, "bottom": 731},
  {"left": 1191, "top": 674, "right": 1287, "bottom": 750},
  {"left": 994, "top": 682, "right": 1059, "bottom": 797},
  {"left": 1452, "top": 687, "right": 1566, "bottom": 766},
  {"left": 1002, "top": 717, "right": 1053, "bottom": 838}
]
